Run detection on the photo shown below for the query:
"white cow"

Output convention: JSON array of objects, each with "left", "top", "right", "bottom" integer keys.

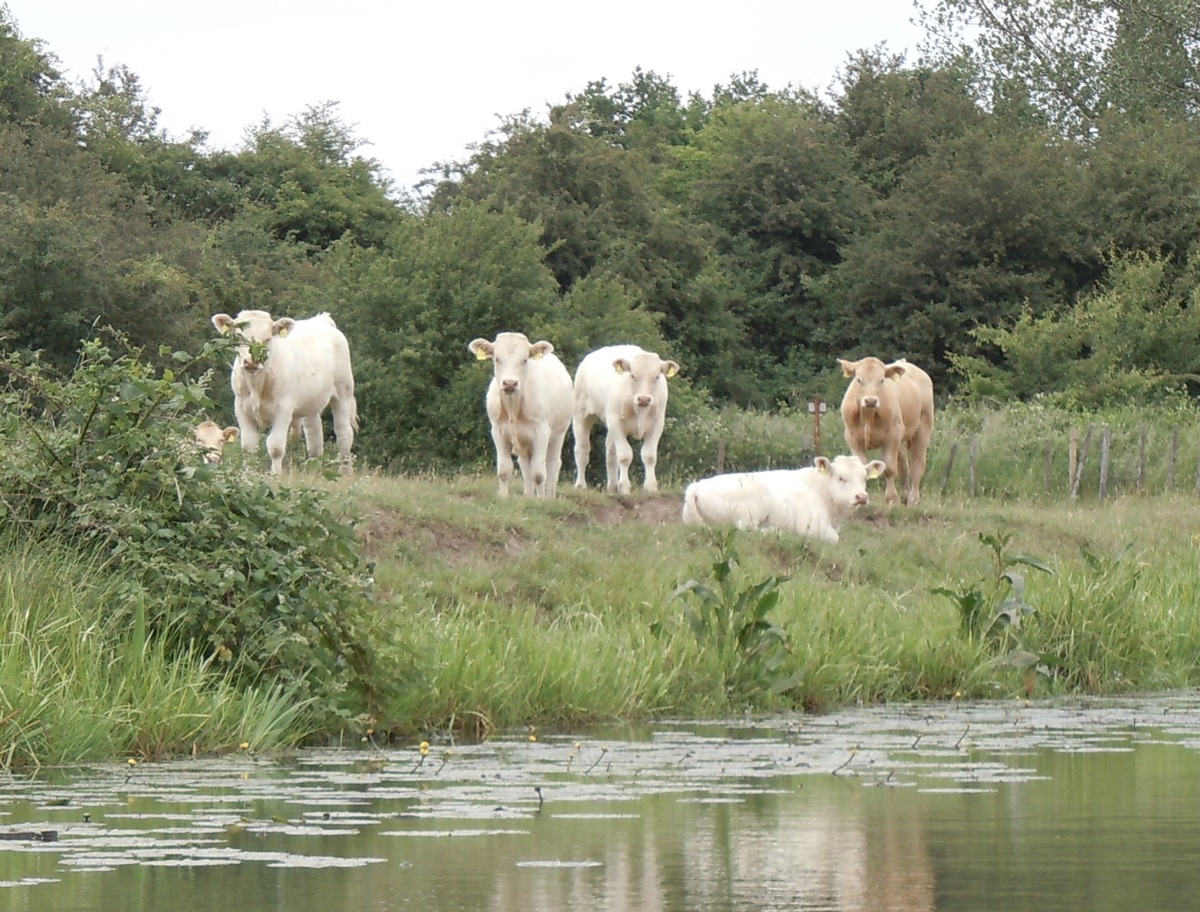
[
  {"left": 211, "top": 309, "right": 358, "bottom": 475},
  {"left": 468, "top": 331, "right": 573, "bottom": 498},
  {"left": 573, "top": 344, "right": 680, "bottom": 494},
  {"left": 681, "top": 454, "right": 886, "bottom": 543},
  {"left": 192, "top": 420, "right": 239, "bottom": 464}
]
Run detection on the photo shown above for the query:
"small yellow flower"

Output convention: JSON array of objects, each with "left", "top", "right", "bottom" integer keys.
[
  {"left": 529, "top": 734, "right": 538, "bottom": 743},
  {"left": 127, "top": 758, "right": 137, "bottom": 767},
  {"left": 419, "top": 741, "right": 430, "bottom": 757},
  {"left": 240, "top": 741, "right": 250, "bottom": 751}
]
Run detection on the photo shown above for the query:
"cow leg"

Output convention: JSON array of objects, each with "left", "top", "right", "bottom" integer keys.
[
  {"left": 234, "top": 404, "right": 260, "bottom": 463},
  {"left": 265, "top": 420, "right": 291, "bottom": 475},
  {"left": 526, "top": 425, "right": 551, "bottom": 498},
  {"left": 492, "top": 426, "right": 515, "bottom": 498},
  {"left": 299, "top": 414, "right": 324, "bottom": 458},
  {"left": 640, "top": 427, "right": 663, "bottom": 492},
  {"left": 331, "top": 397, "right": 356, "bottom": 472},
  {"left": 907, "top": 429, "right": 932, "bottom": 507},
  {"left": 881, "top": 442, "right": 903, "bottom": 506},
  {"left": 545, "top": 428, "right": 567, "bottom": 499},
  {"left": 572, "top": 414, "right": 596, "bottom": 489},
  {"left": 607, "top": 429, "right": 634, "bottom": 495}
]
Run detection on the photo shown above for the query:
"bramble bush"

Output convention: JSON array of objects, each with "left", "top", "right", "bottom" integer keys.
[{"left": 0, "top": 334, "right": 378, "bottom": 729}]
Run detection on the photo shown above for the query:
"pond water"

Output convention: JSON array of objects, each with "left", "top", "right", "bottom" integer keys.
[{"left": 3, "top": 694, "right": 1200, "bottom": 911}]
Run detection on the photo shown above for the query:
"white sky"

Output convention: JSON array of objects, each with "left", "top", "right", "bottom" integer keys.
[{"left": 9, "top": 1, "right": 926, "bottom": 193}]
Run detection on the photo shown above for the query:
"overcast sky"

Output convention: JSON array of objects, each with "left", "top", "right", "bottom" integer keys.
[{"left": 9, "top": 1, "right": 927, "bottom": 192}]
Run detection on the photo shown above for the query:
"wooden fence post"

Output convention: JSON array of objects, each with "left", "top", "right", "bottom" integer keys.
[
  {"left": 1071, "top": 425, "right": 1094, "bottom": 500},
  {"left": 1167, "top": 428, "right": 1179, "bottom": 491},
  {"left": 716, "top": 440, "right": 726, "bottom": 474},
  {"left": 1137, "top": 425, "right": 1147, "bottom": 493},
  {"left": 968, "top": 436, "right": 979, "bottom": 498},
  {"left": 1069, "top": 428, "right": 1079, "bottom": 491},
  {"left": 940, "top": 442, "right": 958, "bottom": 496},
  {"left": 1098, "top": 425, "right": 1112, "bottom": 500}
]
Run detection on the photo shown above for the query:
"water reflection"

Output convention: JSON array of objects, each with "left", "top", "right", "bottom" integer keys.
[{"left": 2, "top": 696, "right": 1200, "bottom": 911}]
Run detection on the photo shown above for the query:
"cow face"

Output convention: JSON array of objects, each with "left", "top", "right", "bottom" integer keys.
[
  {"left": 469, "top": 332, "right": 554, "bottom": 397},
  {"left": 212, "top": 310, "right": 295, "bottom": 372},
  {"left": 193, "top": 420, "right": 240, "bottom": 464},
  {"left": 815, "top": 454, "right": 887, "bottom": 509},
  {"left": 839, "top": 357, "right": 907, "bottom": 411},
  {"left": 613, "top": 351, "right": 680, "bottom": 409}
]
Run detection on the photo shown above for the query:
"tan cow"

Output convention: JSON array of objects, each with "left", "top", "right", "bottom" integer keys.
[
  {"left": 469, "top": 332, "right": 573, "bottom": 499},
  {"left": 838, "top": 356, "right": 934, "bottom": 506},
  {"left": 192, "top": 420, "right": 240, "bottom": 464}
]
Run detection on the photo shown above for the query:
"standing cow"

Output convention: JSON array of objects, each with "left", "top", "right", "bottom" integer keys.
[
  {"left": 838, "top": 356, "right": 934, "bottom": 506},
  {"left": 573, "top": 344, "right": 680, "bottom": 495},
  {"left": 468, "top": 332, "right": 573, "bottom": 499},
  {"left": 681, "top": 454, "right": 886, "bottom": 543},
  {"left": 211, "top": 310, "right": 358, "bottom": 475}
]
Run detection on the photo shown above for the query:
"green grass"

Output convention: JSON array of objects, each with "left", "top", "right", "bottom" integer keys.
[
  {"left": 331, "top": 463, "right": 1200, "bottom": 739},
  {"left": 0, "top": 544, "right": 313, "bottom": 769}
]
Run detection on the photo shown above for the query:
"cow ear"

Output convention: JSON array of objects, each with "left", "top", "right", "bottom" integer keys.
[
  {"left": 838, "top": 358, "right": 855, "bottom": 378},
  {"left": 814, "top": 456, "right": 831, "bottom": 475},
  {"left": 613, "top": 358, "right": 631, "bottom": 375},
  {"left": 224, "top": 427, "right": 240, "bottom": 443},
  {"left": 469, "top": 339, "right": 494, "bottom": 361},
  {"left": 272, "top": 318, "right": 296, "bottom": 338},
  {"left": 663, "top": 360, "right": 680, "bottom": 378},
  {"left": 867, "top": 460, "right": 886, "bottom": 479},
  {"left": 212, "top": 314, "right": 234, "bottom": 335},
  {"left": 530, "top": 341, "right": 554, "bottom": 360},
  {"left": 884, "top": 361, "right": 907, "bottom": 380}
]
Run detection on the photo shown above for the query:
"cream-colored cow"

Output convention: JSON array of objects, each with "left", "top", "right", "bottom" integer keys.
[
  {"left": 468, "top": 332, "right": 573, "bottom": 499},
  {"left": 212, "top": 310, "right": 358, "bottom": 475},
  {"left": 681, "top": 455, "right": 886, "bottom": 543},
  {"left": 838, "top": 356, "right": 934, "bottom": 506},
  {"left": 572, "top": 344, "right": 679, "bottom": 494}
]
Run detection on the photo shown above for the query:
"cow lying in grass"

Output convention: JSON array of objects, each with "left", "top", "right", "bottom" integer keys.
[{"left": 682, "top": 454, "right": 886, "bottom": 543}]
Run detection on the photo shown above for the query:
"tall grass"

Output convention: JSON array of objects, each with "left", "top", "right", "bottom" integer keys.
[
  {"left": 0, "top": 543, "right": 313, "bottom": 769},
  {"left": 336, "top": 462, "right": 1200, "bottom": 739}
]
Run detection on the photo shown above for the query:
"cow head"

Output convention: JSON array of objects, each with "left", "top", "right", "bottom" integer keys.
[
  {"left": 612, "top": 351, "right": 680, "bottom": 409},
  {"left": 838, "top": 356, "right": 907, "bottom": 411},
  {"left": 469, "top": 332, "right": 554, "bottom": 397},
  {"left": 193, "top": 420, "right": 240, "bottom": 464},
  {"left": 815, "top": 454, "right": 887, "bottom": 509},
  {"left": 212, "top": 310, "right": 295, "bottom": 372}
]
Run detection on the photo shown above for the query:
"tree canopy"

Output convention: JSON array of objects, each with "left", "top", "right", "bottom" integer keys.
[{"left": 3, "top": 3, "right": 1200, "bottom": 468}]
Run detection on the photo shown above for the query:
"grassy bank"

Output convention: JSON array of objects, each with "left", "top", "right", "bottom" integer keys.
[
  {"left": 0, "top": 545, "right": 314, "bottom": 769},
  {"left": 341, "top": 469, "right": 1200, "bottom": 739}
]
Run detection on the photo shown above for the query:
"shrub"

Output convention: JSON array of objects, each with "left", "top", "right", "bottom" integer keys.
[{"left": 0, "top": 335, "right": 376, "bottom": 728}]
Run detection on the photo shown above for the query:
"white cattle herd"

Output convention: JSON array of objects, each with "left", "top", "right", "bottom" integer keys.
[{"left": 202, "top": 310, "right": 935, "bottom": 543}]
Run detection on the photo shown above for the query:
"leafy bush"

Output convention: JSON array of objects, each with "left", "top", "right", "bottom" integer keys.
[
  {"left": 0, "top": 335, "right": 376, "bottom": 728},
  {"left": 664, "top": 530, "right": 801, "bottom": 704}
]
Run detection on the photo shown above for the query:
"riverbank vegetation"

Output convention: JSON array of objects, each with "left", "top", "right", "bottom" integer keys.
[{"left": 5, "top": 2, "right": 1200, "bottom": 767}]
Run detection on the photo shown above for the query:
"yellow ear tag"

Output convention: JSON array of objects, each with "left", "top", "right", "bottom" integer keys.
[
  {"left": 613, "top": 363, "right": 627, "bottom": 375},
  {"left": 868, "top": 466, "right": 881, "bottom": 479},
  {"left": 474, "top": 349, "right": 491, "bottom": 361},
  {"left": 818, "top": 463, "right": 830, "bottom": 476},
  {"left": 278, "top": 328, "right": 289, "bottom": 338},
  {"left": 665, "top": 365, "right": 678, "bottom": 378},
  {"left": 531, "top": 350, "right": 544, "bottom": 360}
]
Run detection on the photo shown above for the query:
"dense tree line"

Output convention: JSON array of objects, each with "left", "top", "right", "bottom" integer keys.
[{"left": 3, "top": 3, "right": 1200, "bottom": 471}]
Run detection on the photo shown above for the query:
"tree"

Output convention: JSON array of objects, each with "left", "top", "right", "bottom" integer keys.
[{"left": 920, "top": 0, "right": 1200, "bottom": 133}]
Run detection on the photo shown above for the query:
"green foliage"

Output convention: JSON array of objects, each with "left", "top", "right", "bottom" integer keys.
[
  {"left": 935, "top": 529, "right": 1053, "bottom": 643},
  {"left": 0, "top": 541, "right": 312, "bottom": 769},
  {"left": 665, "top": 531, "right": 801, "bottom": 704},
  {"left": 954, "top": 252, "right": 1200, "bottom": 406},
  {"left": 0, "top": 337, "right": 376, "bottom": 727}
]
